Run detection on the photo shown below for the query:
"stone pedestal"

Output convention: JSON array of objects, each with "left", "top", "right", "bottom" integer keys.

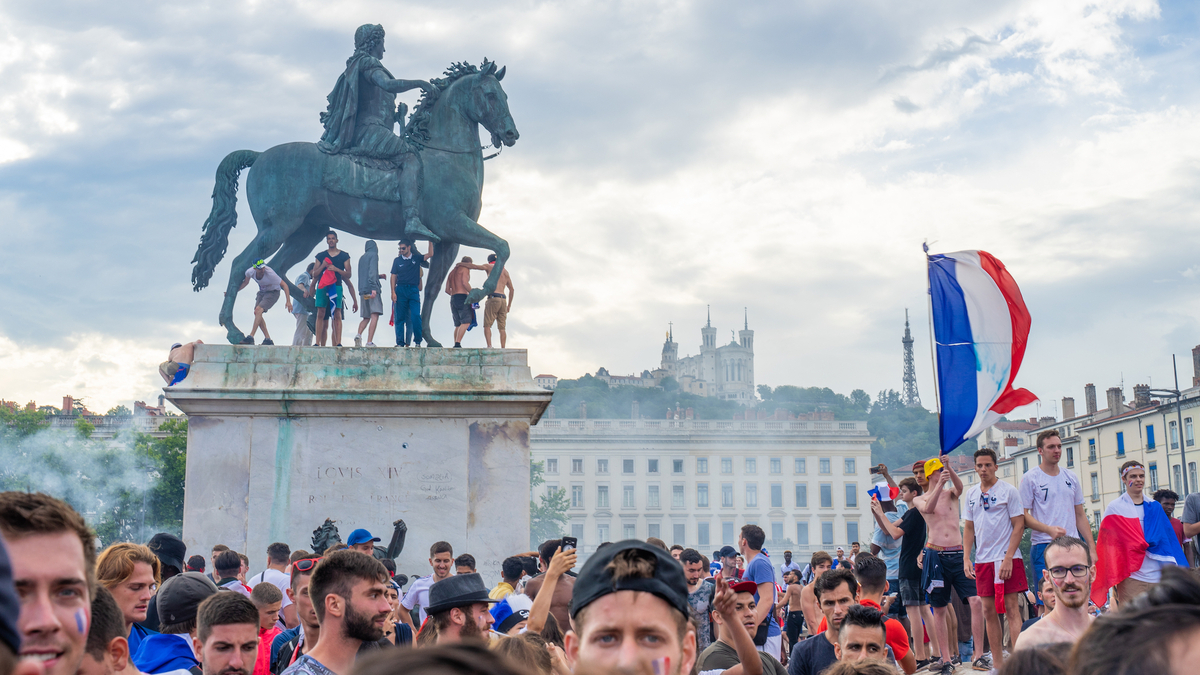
[{"left": 166, "top": 345, "right": 551, "bottom": 579}]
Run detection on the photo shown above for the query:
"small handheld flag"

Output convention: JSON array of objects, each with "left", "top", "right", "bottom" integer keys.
[{"left": 867, "top": 482, "right": 900, "bottom": 502}]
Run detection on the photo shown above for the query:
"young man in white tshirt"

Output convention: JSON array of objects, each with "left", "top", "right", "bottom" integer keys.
[
  {"left": 399, "top": 541, "right": 454, "bottom": 630},
  {"left": 964, "top": 448, "right": 1026, "bottom": 673},
  {"left": 1019, "top": 430, "right": 1095, "bottom": 604},
  {"left": 249, "top": 542, "right": 296, "bottom": 629}
]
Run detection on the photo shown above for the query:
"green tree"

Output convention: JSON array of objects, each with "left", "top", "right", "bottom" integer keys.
[
  {"left": 850, "top": 389, "right": 871, "bottom": 411},
  {"left": 133, "top": 418, "right": 188, "bottom": 537},
  {"left": 74, "top": 417, "right": 95, "bottom": 439},
  {"left": 0, "top": 407, "right": 49, "bottom": 438},
  {"left": 757, "top": 384, "right": 774, "bottom": 400},
  {"left": 529, "top": 460, "right": 569, "bottom": 548},
  {"left": 106, "top": 405, "right": 132, "bottom": 417}
]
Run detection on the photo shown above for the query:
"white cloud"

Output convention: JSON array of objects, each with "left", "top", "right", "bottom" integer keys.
[{"left": 0, "top": 0, "right": 1198, "bottom": 419}]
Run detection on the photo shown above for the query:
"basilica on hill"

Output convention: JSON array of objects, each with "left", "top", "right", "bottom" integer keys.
[{"left": 593, "top": 307, "right": 756, "bottom": 405}]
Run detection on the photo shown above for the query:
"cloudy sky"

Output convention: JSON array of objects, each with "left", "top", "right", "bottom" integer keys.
[{"left": 2, "top": 0, "right": 1199, "bottom": 419}]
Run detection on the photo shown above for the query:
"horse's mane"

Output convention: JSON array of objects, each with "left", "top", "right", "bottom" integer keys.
[{"left": 404, "top": 59, "right": 494, "bottom": 145}]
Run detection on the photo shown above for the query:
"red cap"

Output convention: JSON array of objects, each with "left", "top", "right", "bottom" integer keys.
[{"left": 730, "top": 580, "right": 759, "bottom": 594}]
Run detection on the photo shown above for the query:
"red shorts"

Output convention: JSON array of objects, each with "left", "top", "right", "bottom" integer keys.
[{"left": 974, "top": 559, "right": 1029, "bottom": 597}]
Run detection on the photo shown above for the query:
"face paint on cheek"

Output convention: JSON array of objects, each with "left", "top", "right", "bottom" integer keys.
[
  {"left": 76, "top": 608, "right": 88, "bottom": 634},
  {"left": 1052, "top": 576, "right": 1067, "bottom": 589}
]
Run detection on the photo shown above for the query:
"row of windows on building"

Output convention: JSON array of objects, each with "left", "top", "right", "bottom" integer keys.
[
  {"left": 565, "top": 519, "right": 862, "bottom": 549},
  {"left": 546, "top": 481, "right": 863, "bottom": 510},
  {"left": 543, "top": 456, "right": 859, "bottom": 476},
  {"left": 1081, "top": 419, "right": 1196, "bottom": 464}
]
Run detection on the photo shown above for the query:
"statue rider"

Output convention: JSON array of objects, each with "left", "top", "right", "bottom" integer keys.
[{"left": 318, "top": 24, "right": 441, "bottom": 242}]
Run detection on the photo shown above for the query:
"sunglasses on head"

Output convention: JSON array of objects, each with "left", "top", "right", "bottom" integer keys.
[{"left": 292, "top": 558, "right": 320, "bottom": 573}]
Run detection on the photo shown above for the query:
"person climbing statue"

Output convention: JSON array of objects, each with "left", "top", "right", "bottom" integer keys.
[{"left": 317, "top": 23, "right": 441, "bottom": 243}]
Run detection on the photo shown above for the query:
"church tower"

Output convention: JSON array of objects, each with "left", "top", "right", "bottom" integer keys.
[
  {"left": 738, "top": 308, "right": 754, "bottom": 352},
  {"left": 700, "top": 305, "right": 717, "bottom": 351},
  {"left": 661, "top": 323, "right": 678, "bottom": 376},
  {"left": 700, "top": 305, "right": 718, "bottom": 385}
]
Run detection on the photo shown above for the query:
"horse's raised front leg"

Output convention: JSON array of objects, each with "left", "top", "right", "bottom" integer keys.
[
  {"left": 441, "top": 213, "right": 509, "bottom": 305},
  {"left": 421, "top": 242, "right": 459, "bottom": 348}
]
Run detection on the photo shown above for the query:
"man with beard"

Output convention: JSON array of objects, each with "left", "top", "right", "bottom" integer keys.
[
  {"left": 788, "top": 568, "right": 857, "bottom": 675},
  {"left": 1013, "top": 537, "right": 1095, "bottom": 650},
  {"left": 281, "top": 552, "right": 391, "bottom": 675},
  {"left": 425, "top": 574, "right": 497, "bottom": 643},
  {"left": 0, "top": 492, "right": 94, "bottom": 675},
  {"left": 194, "top": 594, "right": 259, "bottom": 675},
  {"left": 681, "top": 548, "right": 715, "bottom": 652},
  {"left": 564, "top": 541, "right": 697, "bottom": 675}
]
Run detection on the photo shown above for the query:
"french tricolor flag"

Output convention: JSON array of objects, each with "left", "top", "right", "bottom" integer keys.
[
  {"left": 1091, "top": 492, "right": 1188, "bottom": 606},
  {"left": 927, "top": 248, "right": 1038, "bottom": 454}
]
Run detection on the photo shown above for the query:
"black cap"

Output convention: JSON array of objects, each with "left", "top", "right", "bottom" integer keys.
[
  {"left": 157, "top": 572, "right": 218, "bottom": 624},
  {"left": 148, "top": 533, "right": 186, "bottom": 572},
  {"left": 0, "top": 534, "right": 21, "bottom": 654},
  {"left": 718, "top": 545, "right": 737, "bottom": 559},
  {"left": 570, "top": 540, "right": 688, "bottom": 619},
  {"left": 426, "top": 573, "right": 497, "bottom": 615}
]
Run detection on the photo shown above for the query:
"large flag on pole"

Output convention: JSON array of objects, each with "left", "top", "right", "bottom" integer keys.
[{"left": 927, "top": 248, "right": 1037, "bottom": 454}]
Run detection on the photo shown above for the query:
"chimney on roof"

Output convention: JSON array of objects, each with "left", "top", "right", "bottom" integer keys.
[
  {"left": 1106, "top": 387, "right": 1124, "bottom": 414},
  {"left": 579, "top": 401, "right": 587, "bottom": 420},
  {"left": 1085, "top": 384, "right": 1097, "bottom": 415},
  {"left": 1193, "top": 345, "right": 1200, "bottom": 387},
  {"left": 631, "top": 401, "right": 639, "bottom": 419},
  {"left": 62, "top": 396, "right": 72, "bottom": 414},
  {"left": 1062, "top": 397, "right": 1076, "bottom": 420},
  {"left": 1134, "top": 384, "right": 1151, "bottom": 409},
  {"left": 1040, "top": 416, "right": 1056, "bottom": 427}
]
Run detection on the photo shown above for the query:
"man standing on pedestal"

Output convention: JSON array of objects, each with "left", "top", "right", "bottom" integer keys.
[
  {"left": 354, "top": 241, "right": 384, "bottom": 347},
  {"left": 390, "top": 241, "right": 432, "bottom": 347},
  {"left": 445, "top": 258, "right": 481, "bottom": 348},
  {"left": 236, "top": 260, "right": 292, "bottom": 345},
  {"left": 482, "top": 254, "right": 514, "bottom": 349}
]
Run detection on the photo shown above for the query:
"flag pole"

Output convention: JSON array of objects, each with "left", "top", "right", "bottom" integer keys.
[{"left": 923, "top": 243, "right": 941, "bottom": 416}]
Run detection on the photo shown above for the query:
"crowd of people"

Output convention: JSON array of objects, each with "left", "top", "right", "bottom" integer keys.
[
  {"left": 238, "top": 232, "right": 515, "bottom": 350},
  {"left": 3, "top": 429, "right": 1200, "bottom": 675}
]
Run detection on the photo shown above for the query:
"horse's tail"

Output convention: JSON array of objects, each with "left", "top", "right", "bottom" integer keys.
[{"left": 191, "top": 149, "right": 261, "bottom": 290}]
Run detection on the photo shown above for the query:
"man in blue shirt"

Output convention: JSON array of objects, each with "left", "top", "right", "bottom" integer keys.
[
  {"left": 739, "top": 525, "right": 782, "bottom": 660},
  {"left": 389, "top": 241, "right": 433, "bottom": 347}
]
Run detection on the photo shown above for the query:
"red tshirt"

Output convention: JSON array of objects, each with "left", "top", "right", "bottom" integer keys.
[
  {"left": 1171, "top": 517, "right": 1186, "bottom": 548},
  {"left": 815, "top": 599, "right": 910, "bottom": 661},
  {"left": 253, "top": 626, "right": 281, "bottom": 675}
]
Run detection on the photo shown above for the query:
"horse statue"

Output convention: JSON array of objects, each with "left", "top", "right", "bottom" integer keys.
[{"left": 190, "top": 59, "right": 518, "bottom": 347}]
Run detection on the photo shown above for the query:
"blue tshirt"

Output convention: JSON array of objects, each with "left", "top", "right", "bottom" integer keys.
[{"left": 744, "top": 553, "right": 781, "bottom": 637}]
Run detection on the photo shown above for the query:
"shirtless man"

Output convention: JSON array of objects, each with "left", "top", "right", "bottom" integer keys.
[
  {"left": 799, "top": 551, "right": 833, "bottom": 636},
  {"left": 777, "top": 570, "right": 806, "bottom": 648},
  {"left": 481, "top": 254, "right": 514, "bottom": 348},
  {"left": 445, "top": 257, "right": 484, "bottom": 348},
  {"left": 1014, "top": 536, "right": 1094, "bottom": 650},
  {"left": 915, "top": 458, "right": 984, "bottom": 673},
  {"left": 160, "top": 340, "right": 203, "bottom": 386}
]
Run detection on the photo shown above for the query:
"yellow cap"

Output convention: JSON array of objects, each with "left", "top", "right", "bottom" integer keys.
[{"left": 923, "top": 457, "right": 944, "bottom": 477}]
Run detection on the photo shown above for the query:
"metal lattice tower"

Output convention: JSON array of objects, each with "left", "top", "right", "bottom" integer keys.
[{"left": 902, "top": 309, "right": 922, "bottom": 407}]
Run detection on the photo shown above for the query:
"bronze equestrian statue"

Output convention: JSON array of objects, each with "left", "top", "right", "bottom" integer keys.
[{"left": 190, "top": 24, "right": 518, "bottom": 347}]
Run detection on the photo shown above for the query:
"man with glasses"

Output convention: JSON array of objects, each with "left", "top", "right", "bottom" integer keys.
[
  {"left": 963, "top": 448, "right": 1026, "bottom": 673},
  {"left": 1014, "top": 537, "right": 1095, "bottom": 650}
]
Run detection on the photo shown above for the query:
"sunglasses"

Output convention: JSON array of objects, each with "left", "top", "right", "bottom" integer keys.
[
  {"left": 291, "top": 558, "right": 320, "bottom": 573},
  {"left": 1048, "top": 565, "right": 1089, "bottom": 579}
]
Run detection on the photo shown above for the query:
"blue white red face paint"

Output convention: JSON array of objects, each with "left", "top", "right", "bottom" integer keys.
[{"left": 75, "top": 608, "right": 88, "bottom": 635}]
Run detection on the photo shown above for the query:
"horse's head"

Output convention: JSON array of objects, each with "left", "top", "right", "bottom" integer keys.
[{"left": 469, "top": 61, "right": 519, "bottom": 148}]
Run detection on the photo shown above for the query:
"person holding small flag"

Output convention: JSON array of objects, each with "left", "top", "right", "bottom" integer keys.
[{"left": 1092, "top": 460, "right": 1188, "bottom": 609}]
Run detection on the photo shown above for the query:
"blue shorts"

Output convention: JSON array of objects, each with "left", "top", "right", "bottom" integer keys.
[
  {"left": 1031, "top": 543, "right": 1048, "bottom": 604},
  {"left": 170, "top": 363, "right": 190, "bottom": 386},
  {"left": 315, "top": 284, "right": 342, "bottom": 312}
]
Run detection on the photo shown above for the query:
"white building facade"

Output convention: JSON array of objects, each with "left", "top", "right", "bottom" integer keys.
[{"left": 530, "top": 418, "right": 874, "bottom": 562}]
